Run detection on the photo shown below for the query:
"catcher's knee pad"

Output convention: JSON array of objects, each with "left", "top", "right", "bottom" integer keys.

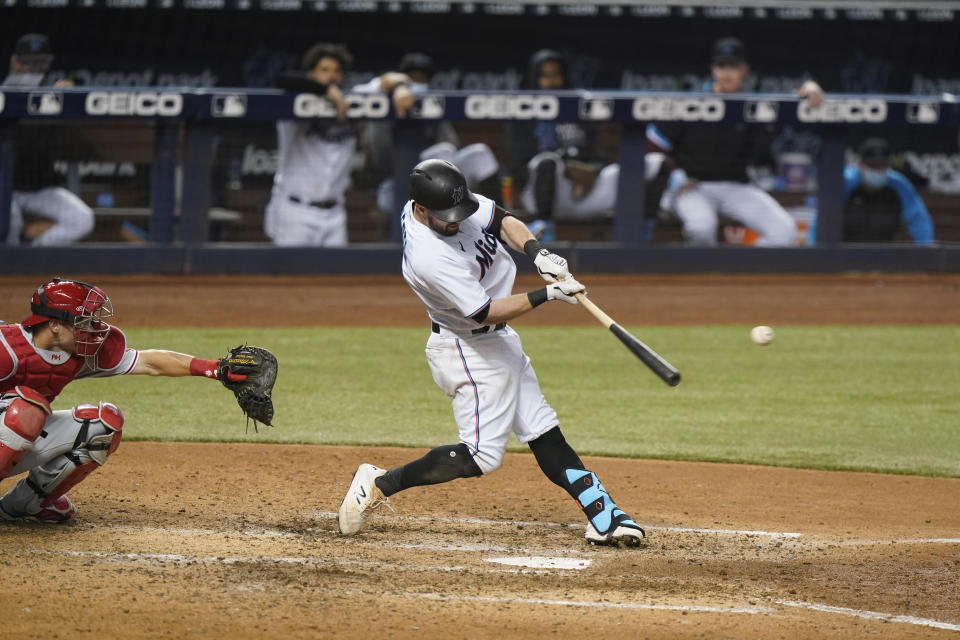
[
  {"left": 0, "top": 404, "right": 123, "bottom": 517},
  {"left": 70, "top": 402, "right": 124, "bottom": 466},
  {"left": 0, "top": 388, "right": 53, "bottom": 478}
]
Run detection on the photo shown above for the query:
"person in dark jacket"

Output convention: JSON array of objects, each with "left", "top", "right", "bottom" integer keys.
[
  {"left": 647, "top": 37, "right": 824, "bottom": 246},
  {"left": 808, "top": 138, "right": 935, "bottom": 244}
]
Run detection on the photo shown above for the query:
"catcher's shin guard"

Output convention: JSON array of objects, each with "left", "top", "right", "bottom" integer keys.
[
  {"left": 0, "top": 402, "right": 122, "bottom": 521},
  {"left": 0, "top": 389, "right": 53, "bottom": 479}
]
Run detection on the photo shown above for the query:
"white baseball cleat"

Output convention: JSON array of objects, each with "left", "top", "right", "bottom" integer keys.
[
  {"left": 585, "top": 519, "right": 646, "bottom": 547},
  {"left": 337, "top": 463, "right": 388, "bottom": 535}
]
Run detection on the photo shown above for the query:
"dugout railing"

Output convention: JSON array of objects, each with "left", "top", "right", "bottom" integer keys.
[{"left": 0, "top": 88, "right": 958, "bottom": 274}]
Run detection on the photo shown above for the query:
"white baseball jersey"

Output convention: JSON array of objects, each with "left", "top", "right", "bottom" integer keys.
[
  {"left": 401, "top": 194, "right": 516, "bottom": 333},
  {"left": 263, "top": 77, "right": 382, "bottom": 246},
  {"left": 401, "top": 194, "right": 557, "bottom": 473}
]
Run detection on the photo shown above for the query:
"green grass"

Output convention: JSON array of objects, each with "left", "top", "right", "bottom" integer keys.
[{"left": 55, "top": 326, "right": 960, "bottom": 477}]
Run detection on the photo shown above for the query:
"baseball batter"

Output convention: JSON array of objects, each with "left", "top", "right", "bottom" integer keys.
[
  {"left": 0, "top": 278, "right": 255, "bottom": 522},
  {"left": 337, "top": 159, "right": 645, "bottom": 547},
  {"left": 647, "top": 37, "right": 824, "bottom": 246},
  {"left": 3, "top": 34, "right": 94, "bottom": 246},
  {"left": 265, "top": 43, "right": 414, "bottom": 246}
]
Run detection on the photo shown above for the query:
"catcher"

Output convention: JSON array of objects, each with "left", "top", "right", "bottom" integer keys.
[{"left": 0, "top": 277, "right": 277, "bottom": 523}]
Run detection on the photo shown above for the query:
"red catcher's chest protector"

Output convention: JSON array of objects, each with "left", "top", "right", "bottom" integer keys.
[{"left": 0, "top": 324, "right": 86, "bottom": 403}]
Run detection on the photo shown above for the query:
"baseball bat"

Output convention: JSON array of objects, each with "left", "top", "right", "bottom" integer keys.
[{"left": 574, "top": 293, "right": 681, "bottom": 387}]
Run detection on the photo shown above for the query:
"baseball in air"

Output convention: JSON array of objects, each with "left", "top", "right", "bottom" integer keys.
[{"left": 750, "top": 325, "right": 775, "bottom": 346}]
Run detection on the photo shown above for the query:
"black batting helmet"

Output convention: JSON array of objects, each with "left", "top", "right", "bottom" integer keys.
[{"left": 409, "top": 159, "right": 479, "bottom": 223}]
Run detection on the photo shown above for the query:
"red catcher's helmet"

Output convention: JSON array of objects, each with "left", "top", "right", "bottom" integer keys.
[{"left": 22, "top": 278, "right": 114, "bottom": 356}]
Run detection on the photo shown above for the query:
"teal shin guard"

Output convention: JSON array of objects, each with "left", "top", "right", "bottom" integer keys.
[{"left": 564, "top": 468, "right": 639, "bottom": 535}]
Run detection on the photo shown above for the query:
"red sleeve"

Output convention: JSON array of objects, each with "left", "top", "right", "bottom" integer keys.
[{"left": 95, "top": 325, "right": 127, "bottom": 370}]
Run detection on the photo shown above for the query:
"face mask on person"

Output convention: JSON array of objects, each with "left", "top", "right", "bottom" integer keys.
[{"left": 862, "top": 168, "right": 889, "bottom": 189}]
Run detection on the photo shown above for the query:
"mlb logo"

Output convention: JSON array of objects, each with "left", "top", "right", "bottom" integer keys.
[
  {"left": 412, "top": 95, "right": 445, "bottom": 119},
  {"left": 28, "top": 92, "right": 62, "bottom": 116},
  {"left": 579, "top": 98, "right": 613, "bottom": 121},
  {"left": 744, "top": 101, "right": 778, "bottom": 123},
  {"left": 212, "top": 94, "right": 247, "bottom": 117},
  {"left": 906, "top": 102, "right": 939, "bottom": 124}
]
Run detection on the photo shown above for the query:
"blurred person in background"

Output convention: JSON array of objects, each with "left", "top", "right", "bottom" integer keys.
[
  {"left": 502, "top": 49, "right": 622, "bottom": 242},
  {"left": 648, "top": 37, "right": 824, "bottom": 246},
  {"left": 368, "top": 52, "right": 500, "bottom": 219},
  {"left": 265, "top": 43, "right": 415, "bottom": 246},
  {"left": 807, "top": 138, "right": 934, "bottom": 244},
  {"left": 2, "top": 34, "right": 94, "bottom": 246}
]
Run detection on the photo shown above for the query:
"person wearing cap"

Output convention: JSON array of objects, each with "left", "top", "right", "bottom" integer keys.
[
  {"left": 3, "top": 34, "right": 94, "bottom": 246},
  {"left": 807, "top": 138, "right": 934, "bottom": 244},
  {"left": 366, "top": 52, "right": 500, "bottom": 222},
  {"left": 647, "top": 37, "right": 824, "bottom": 246},
  {"left": 335, "top": 159, "right": 647, "bottom": 548},
  {"left": 0, "top": 278, "right": 255, "bottom": 523},
  {"left": 264, "top": 43, "right": 416, "bottom": 246},
  {"left": 502, "top": 49, "right": 627, "bottom": 243}
]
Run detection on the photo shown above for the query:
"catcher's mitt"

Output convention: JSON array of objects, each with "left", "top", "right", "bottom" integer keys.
[{"left": 217, "top": 345, "right": 278, "bottom": 430}]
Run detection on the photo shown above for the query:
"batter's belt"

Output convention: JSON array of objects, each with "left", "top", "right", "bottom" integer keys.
[
  {"left": 432, "top": 321, "right": 506, "bottom": 336},
  {"left": 288, "top": 195, "right": 339, "bottom": 209}
]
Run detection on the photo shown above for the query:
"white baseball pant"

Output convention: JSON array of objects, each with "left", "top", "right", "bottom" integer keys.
[
  {"left": 668, "top": 181, "right": 797, "bottom": 246},
  {"left": 425, "top": 326, "right": 558, "bottom": 474},
  {"left": 7, "top": 187, "right": 95, "bottom": 246},
  {"left": 520, "top": 151, "right": 619, "bottom": 220},
  {"left": 1, "top": 402, "right": 120, "bottom": 518},
  {"left": 519, "top": 152, "right": 667, "bottom": 221},
  {"left": 263, "top": 188, "right": 347, "bottom": 247}
]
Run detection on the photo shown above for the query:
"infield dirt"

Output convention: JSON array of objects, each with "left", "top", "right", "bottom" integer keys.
[{"left": 1, "top": 274, "right": 958, "bottom": 639}]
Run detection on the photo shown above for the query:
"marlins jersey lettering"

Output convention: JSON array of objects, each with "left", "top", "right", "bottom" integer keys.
[{"left": 402, "top": 194, "right": 516, "bottom": 333}]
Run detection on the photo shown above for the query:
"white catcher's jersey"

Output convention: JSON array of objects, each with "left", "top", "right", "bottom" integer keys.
[{"left": 401, "top": 194, "right": 517, "bottom": 333}]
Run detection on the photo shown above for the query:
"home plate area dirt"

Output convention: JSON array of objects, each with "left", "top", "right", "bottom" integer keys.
[
  {"left": 1, "top": 274, "right": 959, "bottom": 639},
  {"left": 3, "top": 443, "right": 958, "bottom": 640}
]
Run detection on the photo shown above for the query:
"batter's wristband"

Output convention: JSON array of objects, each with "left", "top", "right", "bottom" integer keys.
[
  {"left": 528, "top": 287, "right": 549, "bottom": 308},
  {"left": 523, "top": 239, "right": 545, "bottom": 260},
  {"left": 189, "top": 358, "right": 219, "bottom": 379}
]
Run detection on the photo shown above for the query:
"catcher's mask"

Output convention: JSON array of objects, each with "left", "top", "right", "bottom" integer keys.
[
  {"left": 409, "top": 158, "right": 479, "bottom": 223},
  {"left": 22, "top": 277, "right": 114, "bottom": 357}
]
